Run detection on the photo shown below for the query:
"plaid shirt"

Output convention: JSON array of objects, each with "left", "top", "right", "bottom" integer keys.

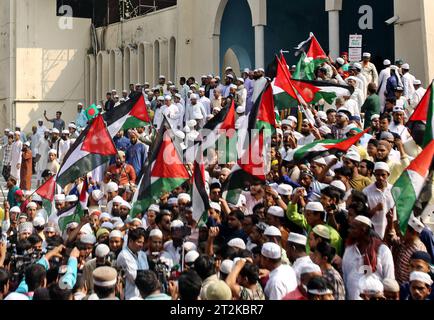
[
  {"left": 323, "top": 267, "right": 346, "bottom": 301},
  {"left": 2, "top": 143, "right": 12, "bottom": 166}
]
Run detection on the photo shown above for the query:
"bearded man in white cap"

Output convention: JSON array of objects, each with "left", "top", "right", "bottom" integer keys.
[
  {"left": 185, "top": 94, "right": 207, "bottom": 128},
  {"left": 342, "top": 215, "right": 395, "bottom": 300},
  {"left": 401, "top": 63, "right": 416, "bottom": 99},
  {"left": 261, "top": 242, "right": 297, "bottom": 300},
  {"left": 10, "top": 131, "right": 23, "bottom": 183},
  {"left": 360, "top": 52, "right": 378, "bottom": 85},
  {"left": 409, "top": 79, "right": 426, "bottom": 110},
  {"left": 363, "top": 162, "right": 396, "bottom": 239},
  {"left": 82, "top": 244, "right": 111, "bottom": 293},
  {"left": 162, "top": 95, "right": 180, "bottom": 129},
  {"left": 35, "top": 129, "right": 51, "bottom": 186},
  {"left": 47, "top": 149, "right": 60, "bottom": 175},
  {"left": 378, "top": 59, "right": 392, "bottom": 108}
]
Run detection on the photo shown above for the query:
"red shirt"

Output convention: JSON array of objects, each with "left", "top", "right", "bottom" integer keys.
[
  {"left": 106, "top": 163, "right": 137, "bottom": 186},
  {"left": 281, "top": 287, "right": 307, "bottom": 300}
]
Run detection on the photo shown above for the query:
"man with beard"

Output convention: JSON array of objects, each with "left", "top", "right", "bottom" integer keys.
[
  {"left": 389, "top": 106, "right": 412, "bottom": 143},
  {"left": 50, "top": 128, "right": 60, "bottom": 153},
  {"left": 20, "top": 142, "right": 32, "bottom": 191},
  {"left": 106, "top": 151, "right": 136, "bottom": 188},
  {"left": 119, "top": 200, "right": 132, "bottom": 222},
  {"left": 58, "top": 130, "right": 70, "bottom": 164},
  {"left": 374, "top": 140, "right": 409, "bottom": 184},
  {"left": 108, "top": 196, "right": 123, "bottom": 218},
  {"left": 331, "top": 109, "right": 351, "bottom": 140},
  {"left": 252, "top": 68, "right": 267, "bottom": 104},
  {"left": 156, "top": 211, "right": 172, "bottom": 243},
  {"left": 242, "top": 181, "right": 264, "bottom": 215},
  {"left": 161, "top": 220, "right": 185, "bottom": 269},
  {"left": 222, "top": 74, "right": 235, "bottom": 98},
  {"left": 82, "top": 244, "right": 112, "bottom": 293},
  {"left": 108, "top": 230, "right": 124, "bottom": 260},
  {"left": 126, "top": 131, "right": 148, "bottom": 183},
  {"left": 370, "top": 114, "right": 381, "bottom": 138}
]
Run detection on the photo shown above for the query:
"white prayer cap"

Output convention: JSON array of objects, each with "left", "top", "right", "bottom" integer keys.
[
  {"left": 383, "top": 278, "right": 400, "bottom": 292},
  {"left": 109, "top": 230, "right": 123, "bottom": 239},
  {"left": 112, "top": 195, "right": 123, "bottom": 204},
  {"left": 390, "top": 65, "right": 399, "bottom": 71},
  {"left": 236, "top": 105, "right": 245, "bottom": 114},
  {"left": 330, "top": 180, "right": 346, "bottom": 192},
  {"left": 312, "top": 224, "right": 330, "bottom": 240},
  {"left": 19, "top": 222, "right": 33, "bottom": 234},
  {"left": 106, "top": 182, "right": 119, "bottom": 193},
  {"left": 281, "top": 119, "right": 291, "bottom": 126},
  {"left": 359, "top": 274, "right": 384, "bottom": 295},
  {"left": 49, "top": 149, "right": 57, "bottom": 155},
  {"left": 225, "top": 66, "right": 233, "bottom": 71},
  {"left": 31, "top": 193, "right": 42, "bottom": 202},
  {"left": 99, "top": 212, "right": 112, "bottom": 221},
  {"left": 62, "top": 130, "right": 69, "bottom": 135},
  {"left": 264, "top": 226, "right": 282, "bottom": 237},
  {"left": 371, "top": 114, "right": 380, "bottom": 121},
  {"left": 69, "top": 122, "right": 77, "bottom": 129},
  {"left": 66, "top": 222, "right": 79, "bottom": 230},
  {"left": 183, "top": 241, "right": 197, "bottom": 252},
  {"left": 33, "top": 216, "right": 45, "bottom": 228},
  {"left": 95, "top": 244, "right": 110, "bottom": 258},
  {"left": 354, "top": 215, "right": 372, "bottom": 228},
  {"left": 65, "top": 195, "right": 78, "bottom": 202},
  {"left": 393, "top": 105, "right": 405, "bottom": 113},
  {"left": 210, "top": 202, "right": 221, "bottom": 212},
  {"left": 92, "top": 190, "right": 104, "bottom": 201},
  {"left": 261, "top": 242, "right": 281, "bottom": 259},
  {"left": 4, "top": 292, "right": 29, "bottom": 300},
  {"left": 336, "top": 57, "right": 345, "bottom": 65},
  {"left": 159, "top": 75, "right": 166, "bottom": 79},
  {"left": 227, "top": 238, "right": 246, "bottom": 250},
  {"left": 147, "top": 228, "right": 162, "bottom": 239},
  {"left": 52, "top": 128, "right": 60, "bottom": 134},
  {"left": 237, "top": 77, "right": 244, "bottom": 83},
  {"left": 185, "top": 250, "right": 200, "bottom": 264},
  {"left": 168, "top": 197, "right": 178, "bottom": 206},
  {"left": 287, "top": 232, "right": 307, "bottom": 246},
  {"left": 277, "top": 184, "right": 293, "bottom": 196},
  {"left": 10, "top": 206, "right": 21, "bottom": 214},
  {"left": 317, "top": 111, "right": 327, "bottom": 120},
  {"left": 362, "top": 52, "right": 371, "bottom": 58},
  {"left": 288, "top": 116, "right": 298, "bottom": 124},
  {"left": 170, "top": 219, "right": 184, "bottom": 229},
  {"left": 300, "top": 263, "right": 321, "bottom": 275},
  {"left": 229, "top": 84, "right": 237, "bottom": 90},
  {"left": 305, "top": 202, "right": 324, "bottom": 212},
  {"left": 353, "top": 62, "right": 362, "bottom": 70},
  {"left": 402, "top": 63, "right": 410, "bottom": 70},
  {"left": 80, "top": 234, "right": 96, "bottom": 245},
  {"left": 258, "top": 68, "right": 265, "bottom": 73},
  {"left": 220, "top": 259, "right": 234, "bottom": 274},
  {"left": 226, "top": 74, "right": 234, "bottom": 79},
  {"left": 383, "top": 59, "right": 391, "bottom": 66},
  {"left": 120, "top": 200, "right": 131, "bottom": 209},
  {"left": 198, "top": 87, "right": 205, "bottom": 92},
  {"left": 148, "top": 204, "right": 160, "bottom": 213},
  {"left": 26, "top": 202, "right": 37, "bottom": 209},
  {"left": 313, "top": 157, "right": 327, "bottom": 166},
  {"left": 409, "top": 271, "right": 433, "bottom": 286},
  {"left": 24, "top": 141, "right": 31, "bottom": 147},
  {"left": 414, "top": 79, "right": 422, "bottom": 85},
  {"left": 178, "top": 193, "right": 191, "bottom": 202},
  {"left": 101, "top": 222, "right": 114, "bottom": 230},
  {"left": 164, "top": 95, "right": 172, "bottom": 101},
  {"left": 157, "top": 96, "right": 165, "bottom": 101},
  {"left": 374, "top": 162, "right": 390, "bottom": 174},
  {"left": 344, "top": 150, "right": 361, "bottom": 163},
  {"left": 131, "top": 218, "right": 142, "bottom": 226},
  {"left": 267, "top": 206, "right": 284, "bottom": 217},
  {"left": 408, "top": 214, "right": 425, "bottom": 233}
]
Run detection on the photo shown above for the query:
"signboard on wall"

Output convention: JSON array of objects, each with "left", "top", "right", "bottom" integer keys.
[
  {"left": 349, "top": 34, "right": 363, "bottom": 48},
  {"left": 349, "top": 47, "right": 362, "bottom": 62}
]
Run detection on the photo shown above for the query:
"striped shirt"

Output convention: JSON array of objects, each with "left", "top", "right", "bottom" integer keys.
[
  {"left": 2, "top": 143, "right": 12, "bottom": 166},
  {"left": 392, "top": 239, "right": 427, "bottom": 285},
  {"left": 323, "top": 267, "right": 346, "bottom": 301}
]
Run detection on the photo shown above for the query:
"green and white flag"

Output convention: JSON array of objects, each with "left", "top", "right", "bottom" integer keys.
[
  {"left": 392, "top": 140, "right": 434, "bottom": 234},
  {"left": 57, "top": 203, "right": 85, "bottom": 232}
]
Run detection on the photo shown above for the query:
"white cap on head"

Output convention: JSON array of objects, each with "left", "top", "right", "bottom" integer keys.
[
  {"left": 120, "top": 200, "right": 131, "bottom": 209},
  {"left": 10, "top": 206, "right": 21, "bottom": 213},
  {"left": 227, "top": 238, "right": 246, "bottom": 250},
  {"left": 32, "top": 194, "right": 42, "bottom": 202},
  {"left": 305, "top": 202, "right": 324, "bottom": 212},
  {"left": 355, "top": 215, "right": 372, "bottom": 228},
  {"left": 344, "top": 151, "right": 361, "bottom": 163},
  {"left": 99, "top": 212, "right": 112, "bottom": 221},
  {"left": 187, "top": 120, "right": 197, "bottom": 128},
  {"left": 408, "top": 214, "right": 425, "bottom": 234},
  {"left": 330, "top": 180, "right": 346, "bottom": 192},
  {"left": 414, "top": 79, "right": 422, "bottom": 85},
  {"left": 148, "top": 204, "right": 160, "bottom": 213},
  {"left": 336, "top": 57, "right": 345, "bottom": 65},
  {"left": 220, "top": 259, "right": 234, "bottom": 274},
  {"left": 362, "top": 52, "right": 371, "bottom": 58},
  {"left": 264, "top": 226, "right": 282, "bottom": 237},
  {"left": 409, "top": 271, "right": 433, "bottom": 286},
  {"left": 300, "top": 263, "right": 322, "bottom": 275},
  {"left": 149, "top": 228, "right": 163, "bottom": 239},
  {"left": 101, "top": 222, "right": 114, "bottom": 230},
  {"left": 236, "top": 105, "right": 245, "bottom": 114},
  {"left": 65, "top": 195, "right": 78, "bottom": 202},
  {"left": 267, "top": 206, "right": 284, "bottom": 217},
  {"left": 261, "top": 242, "right": 281, "bottom": 259},
  {"left": 287, "top": 233, "right": 307, "bottom": 246},
  {"left": 383, "top": 278, "right": 400, "bottom": 292},
  {"left": 170, "top": 219, "right": 184, "bottom": 229},
  {"left": 359, "top": 273, "right": 384, "bottom": 295},
  {"left": 54, "top": 194, "right": 65, "bottom": 202},
  {"left": 225, "top": 66, "right": 232, "bottom": 71},
  {"left": 277, "top": 184, "right": 293, "bottom": 196},
  {"left": 33, "top": 216, "right": 45, "bottom": 228},
  {"left": 4, "top": 292, "right": 29, "bottom": 300},
  {"left": 402, "top": 63, "right": 410, "bottom": 70},
  {"left": 109, "top": 230, "right": 123, "bottom": 239},
  {"left": 383, "top": 59, "right": 391, "bottom": 66},
  {"left": 95, "top": 244, "right": 110, "bottom": 258},
  {"left": 92, "top": 190, "right": 104, "bottom": 202},
  {"left": 177, "top": 193, "right": 191, "bottom": 202},
  {"left": 210, "top": 202, "right": 221, "bottom": 212},
  {"left": 52, "top": 128, "right": 60, "bottom": 134},
  {"left": 106, "top": 182, "right": 119, "bottom": 193},
  {"left": 183, "top": 241, "right": 197, "bottom": 252},
  {"left": 371, "top": 114, "right": 380, "bottom": 121},
  {"left": 49, "top": 149, "right": 57, "bottom": 155},
  {"left": 112, "top": 195, "right": 123, "bottom": 204},
  {"left": 26, "top": 202, "right": 37, "bottom": 209},
  {"left": 185, "top": 250, "right": 200, "bottom": 264},
  {"left": 80, "top": 234, "right": 96, "bottom": 245},
  {"left": 313, "top": 157, "right": 327, "bottom": 166},
  {"left": 374, "top": 162, "right": 390, "bottom": 174},
  {"left": 157, "top": 96, "right": 165, "bottom": 101},
  {"left": 164, "top": 95, "right": 172, "bottom": 101}
]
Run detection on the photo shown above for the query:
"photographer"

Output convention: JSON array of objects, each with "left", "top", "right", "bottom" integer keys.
[{"left": 116, "top": 228, "right": 149, "bottom": 300}]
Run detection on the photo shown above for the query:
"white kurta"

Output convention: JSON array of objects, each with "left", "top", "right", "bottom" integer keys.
[
  {"left": 264, "top": 264, "right": 297, "bottom": 300},
  {"left": 176, "top": 102, "right": 185, "bottom": 129},
  {"left": 378, "top": 68, "right": 391, "bottom": 110},
  {"left": 162, "top": 103, "right": 180, "bottom": 129},
  {"left": 199, "top": 96, "right": 211, "bottom": 115},
  {"left": 116, "top": 248, "right": 149, "bottom": 300},
  {"left": 36, "top": 138, "right": 51, "bottom": 179},
  {"left": 342, "top": 244, "right": 395, "bottom": 300},
  {"left": 402, "top": 72, "right": 416, "bottom": 99},
  {"left": 58, "top": 139, "right": 71, "bottom": 164},
  {"left": 10, "top": 140, "right": 23, "bottom": 180}
]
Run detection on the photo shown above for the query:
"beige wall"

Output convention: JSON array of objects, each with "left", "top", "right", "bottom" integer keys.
[
  {"left": 0, "top": 0, "right": 91, "bottom": 133},
  {"left": 420, "top": 0, "right": 434, "bottom": 86}
]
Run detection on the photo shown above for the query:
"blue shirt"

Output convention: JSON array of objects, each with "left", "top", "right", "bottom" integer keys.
[
  {"left": 76, "top": 111, "right": 88, "bottom": 131},
  {"left": 126, "top": 142, "right": 148, "bottom": 181},
  {"left": 420, "top": 227, "right": 434, "bottom": 263},
  {"left": 114, "top": 136, "right": 131, "bottom": 152}
]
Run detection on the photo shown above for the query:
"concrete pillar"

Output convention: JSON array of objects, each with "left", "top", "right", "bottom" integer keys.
[
  {"left": 325, "top": 0, "right": 343, "bottom": 60},
  {"left": 254, "top": 25, "right": 265, "bottom": 69}
]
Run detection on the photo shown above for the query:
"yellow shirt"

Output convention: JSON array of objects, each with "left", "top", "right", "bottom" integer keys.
[{"left": 387, "top": 157, "right": 410, "bottom": 185}]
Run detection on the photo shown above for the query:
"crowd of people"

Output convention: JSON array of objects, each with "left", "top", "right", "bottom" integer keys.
[{"left": 0, "top": 51, "right": 433, "bottom": 301}]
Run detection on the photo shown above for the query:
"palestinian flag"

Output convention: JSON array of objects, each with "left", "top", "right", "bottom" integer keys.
[
  {"left": 392, "top": 140, "right": 434, "bottom": 234},
  {"left": 285, "top": 128, "right": 370, "bottom": 163},
  {"left": 85, "top": 104, "right": 100, "bottom": 121},
  {"left": 406, "top": 81, "right": 434, "bottom": 148},
  {"left": 57, "top": 203, "right": 85, "bottom": 232},
  {"left": 35, "top": 176, "right": 56, "bottom": 216},
  {"left": 192, "top": 147, "right": 210, "bottom": 225},
  {"left": 237, "top": 84, "right": 276, "bottom": 156},
  {"left": 293, "top": 33, "right": 328, "bottom": 80},
  {"left": 122, "top": 94, "right": 151, "bottom": 130},
  {"left": 224, "top": 130, "right": 267, "bottom": 205},
  {"left": 131, "top": 119, "right": 190, "bottom": 217},
  {"left": 293, "top": 80, "right": 353, "bottom": 105},
  {"left": 56, "top": 92, "right": 143, "bottom": 188}
]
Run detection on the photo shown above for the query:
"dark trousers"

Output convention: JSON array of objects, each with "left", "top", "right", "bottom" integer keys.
[{"left": 2, "top": 165, "right": 10, "bottom": 181}]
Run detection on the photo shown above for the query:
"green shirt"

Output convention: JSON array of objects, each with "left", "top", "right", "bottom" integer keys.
[
  {"left": 361, "top": 94, "right": 381, "bottom": 129},
  {"left": 286, "top": 203, "right": 343, "bottom": 256}
]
